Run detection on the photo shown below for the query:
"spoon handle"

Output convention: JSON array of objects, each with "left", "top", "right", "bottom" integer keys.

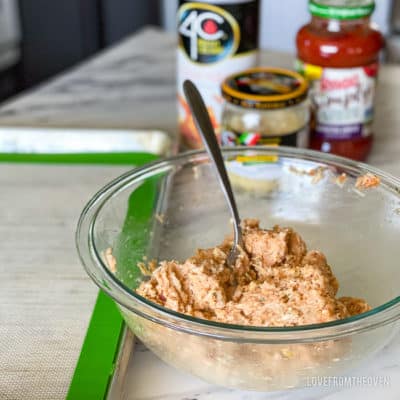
[{"left": 183, "top": 80, "right": 242, "bottom": 245}]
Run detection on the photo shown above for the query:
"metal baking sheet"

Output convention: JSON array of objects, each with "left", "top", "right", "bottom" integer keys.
[
  {"left": 1, "top": 127, "right": 176, "bottom": 400},
  {"left": 0, "top": 126, "right": 173, "bottom": 155},
  {"left": 107, "top": 332, "right": 400, "bottom": 400}
]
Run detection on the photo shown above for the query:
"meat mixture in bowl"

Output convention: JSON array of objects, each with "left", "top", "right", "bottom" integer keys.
[{"left": 137, "top": 219, "right": 370, "bottom": 327}]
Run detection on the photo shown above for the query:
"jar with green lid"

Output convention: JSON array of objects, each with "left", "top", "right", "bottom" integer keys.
[
  {"left": 220, "top": 67, "right": 310, "bottom": 148},
  {"left": 296, "top": 0, "right": 383, "bottom": 161}
]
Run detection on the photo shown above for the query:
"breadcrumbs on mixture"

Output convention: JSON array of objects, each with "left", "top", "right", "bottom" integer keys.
[
  {"left": 104, "top": 247, "right": 117, "bottom": 273},
  {"left": 333, "top": 173, "right": 348, "bottom": 187},
  {"left": 339, "top": 297, "right": 371, "bottom": 316},
  {"left": 136, "top": 219, "right": 370, "bottom": 327},
  {"left": 289, "top": 165, "right": 327, "bottom": 184},
  {"left": 355, "top": 173, "right": 380, "bottom": 189},
  {"left": 137, "top": 259, "right": 158, "bottom": 276},
  {"left": 310, "top": 166, "right": 327, "bottom": 184}
]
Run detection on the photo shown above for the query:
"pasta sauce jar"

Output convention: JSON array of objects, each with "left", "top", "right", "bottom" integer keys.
[
  {"left": 221, "top": 68, "right": 309, "bottom": 148},
  {"left": 296, "top": 0, "right": 384, "bottom": 161}
]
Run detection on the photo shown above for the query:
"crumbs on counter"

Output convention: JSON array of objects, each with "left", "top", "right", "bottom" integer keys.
[
  {"left": 355, "top": 173, "right": 381, "bottom": 190},
  {"left": 352, "top": 188, "right": 366, "bottom": 198},
  {"left": 333, "top": 173, "right": 348, "bottom": 187},
  {"left": 137, "top": 259, "right": 158, "bottom": 277},
  {"left": 104, "top": 247, "right": 117, "bottom": 273},
  {"left": 288, "top": 165, "right": 309, "bottom": 176},
  {"left": 192, "top": 165, "right": 201, "bottom": 180},
  {"left": 289, "top": 165, "right": 327, "bottom": 184},
  {"left": 155, "top": 213, "right": 165, "bottom": 224},
  {"left": 310, "top": 167, "right": 327, "bottom": 184},
  {"left": 280, "top": 348, "right": 294, "bottom": 360}
]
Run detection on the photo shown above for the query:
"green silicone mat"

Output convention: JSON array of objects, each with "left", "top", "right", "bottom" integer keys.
[
  {"left": 1, "top": 144, "right": 165, "bottom": 399},
  {"left": 0, "top": 152, "right": 158, "bottom": 165},
  {"left": 66, "top": 291, "right": 125, "bottom": 400},
  {"left": 65, "top": 154, "right": 162, "bottom": 400}
]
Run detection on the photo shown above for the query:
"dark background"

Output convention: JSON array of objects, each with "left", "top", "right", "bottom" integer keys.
[
  {"left": 1, "top": 0, "right": 400, "bottom": 103},
  {"left": 1, "top": 0, "right": 160, "bottom": 101}
]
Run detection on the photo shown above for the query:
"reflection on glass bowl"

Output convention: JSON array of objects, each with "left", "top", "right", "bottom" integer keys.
[{"left": 77, "top": 147, "right": 400, "bottom": 391}]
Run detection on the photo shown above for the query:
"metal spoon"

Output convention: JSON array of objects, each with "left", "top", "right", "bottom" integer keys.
[{"left": 183, "top": 80, "right": 244, "bottom": 267}]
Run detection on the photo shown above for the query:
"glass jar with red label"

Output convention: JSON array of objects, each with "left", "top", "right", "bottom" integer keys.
[{"left": 296, "top": 0, "right": 384, "bottom": 161}]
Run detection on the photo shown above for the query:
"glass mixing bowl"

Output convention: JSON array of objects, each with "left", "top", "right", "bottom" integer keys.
[{"left": 76, "top": 147, "right": 400, "bottom": 391}]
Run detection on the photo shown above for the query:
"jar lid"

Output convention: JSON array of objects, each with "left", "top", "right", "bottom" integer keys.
[
  {"left": 221, "top": 67, "right": 308, "bottom": 110},
  {"left": 309, "top": 0, "right": 375, "bottom": 20}
]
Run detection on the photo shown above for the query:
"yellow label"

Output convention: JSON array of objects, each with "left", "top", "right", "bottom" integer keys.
[
  {"left": 236, "top": 154, "right": 279, "bottom": 163},
  {"left": 178, "top": 2, "right": 240, "bottom": 64},
  {"left": 296, "top": 59, "right": 323, "bottom": 80},
  {"left": 198, "top": 38, "right": 224, "bottom": 55}
]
